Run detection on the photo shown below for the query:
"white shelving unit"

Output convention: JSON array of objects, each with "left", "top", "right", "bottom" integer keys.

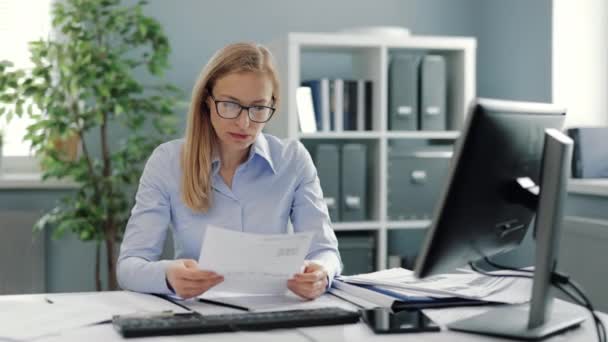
[{"left": 266, "top": 32, "right": 476, "bottom": 270}]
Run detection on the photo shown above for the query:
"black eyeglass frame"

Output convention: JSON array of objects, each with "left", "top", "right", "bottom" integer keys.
[{"left": 208, "top": 94, "right": 276, "bottom": 123}]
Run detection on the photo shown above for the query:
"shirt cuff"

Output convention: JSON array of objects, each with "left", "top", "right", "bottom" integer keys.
[
  {"left": 117, "top": 257, "right": 175, "bottom": 295},
  {"left": 155, "top": 260, "right": 176, "bottom": 294},
  {"left": 165, "top": 276, "right": 176, "bottom": 294},
  {"left": 307, "top": 257, "right": 341, "bottom": 290}
]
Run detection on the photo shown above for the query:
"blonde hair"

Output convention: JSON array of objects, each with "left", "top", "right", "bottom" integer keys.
[{"left": 181, "top": 42, "right": 280, "bottom": 212}]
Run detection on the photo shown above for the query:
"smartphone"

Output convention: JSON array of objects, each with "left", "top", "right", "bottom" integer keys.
[{"left": 361, "top": 308, "right": 440, "bottom": 334}]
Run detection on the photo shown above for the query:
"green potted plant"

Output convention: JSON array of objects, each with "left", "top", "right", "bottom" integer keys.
[{"left": 0, "top": 0, "right": 181, "bottom": 290}]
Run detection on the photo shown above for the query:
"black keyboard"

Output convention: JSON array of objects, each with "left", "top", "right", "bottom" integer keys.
[{"left": 112, "top": 307, "right": 361, "bottom": 338}]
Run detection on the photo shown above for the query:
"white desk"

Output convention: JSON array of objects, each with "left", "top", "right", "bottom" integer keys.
[{"left": 0, "top": 291, "right": 604, "bottom": 341}]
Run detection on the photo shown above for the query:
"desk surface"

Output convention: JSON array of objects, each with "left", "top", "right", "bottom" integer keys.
[{"left": 0, "top": 291, "right": 604, "bottom": 341}]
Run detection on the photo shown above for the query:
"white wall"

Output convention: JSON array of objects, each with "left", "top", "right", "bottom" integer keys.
[{"left": 553, "top": 0, "right": 608, "bottom": 127}]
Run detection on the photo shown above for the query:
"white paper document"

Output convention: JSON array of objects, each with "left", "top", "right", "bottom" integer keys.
[
  {"left": 328, "top": 287, "right": 380, "bottom": 310},
  {"left": 197, "top": 291, "right": 359, "bottom": 313},
  {"left": 198, "top": 226, "right": 313, "bottom": 295},
  {"left": 199, "top": 291, "right": 307, "bottom": 311},
  {"left": 0, "top": 292, "right": 188, "bottom": 341},
  {"left": 46, "top": 291, "right": 191, "bottom": 314},
  {"left": 35, "top": 322, "right": 309, "bottom": 342},
  {"left": 340, "top": 267, "right": 532, "bottom": 303}
]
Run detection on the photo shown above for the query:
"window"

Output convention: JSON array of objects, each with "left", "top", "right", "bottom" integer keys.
[
  {"left": 552, "top": 0, "right": 608, "bottom": 128},
  {"left": 0, "top": 0, "right": 51, "bottom": 172}
]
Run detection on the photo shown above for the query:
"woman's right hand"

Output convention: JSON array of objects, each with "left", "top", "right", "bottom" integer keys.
[{"left": 166, "top": 259, "right": 224, "bottom": 299}]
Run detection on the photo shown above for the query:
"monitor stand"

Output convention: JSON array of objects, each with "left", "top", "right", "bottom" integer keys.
[
  {"left": 447, "top": 129, "right": 586, "bottom": 340},
  {"left": 448, "top": 304, "right": 585, "bottom": 340}
]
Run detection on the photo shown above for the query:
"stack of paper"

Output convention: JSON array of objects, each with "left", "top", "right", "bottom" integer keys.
[{"left": 333, "top": 268, "right": 532, "bottom": 310}]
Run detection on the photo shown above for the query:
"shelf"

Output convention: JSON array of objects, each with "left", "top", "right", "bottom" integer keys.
[
  {"left": 386, "top": 220, "right": 432, "bottom": 230},
  {"left": 332, "top": 221, "right": 382, "bottom": 231},
  {"left": 269, "top": 31, "right": 475, "bottom": 273},
  {"left": 299, "top": 131, "right": 460, "bottom": 140},
  {"left": 568, "top": 179, "right": 608, "bottom": 197},
  {"left": 385, "top": 131, "right": 460, "bottom": 140},
  {"left": 333, "top": 220, "right": 433, "bottom": 231},
  {"left": 298, "top": 132, "right": 382, "bottom": 140},
  {"left": 331, "top": 220, "right": 431, "bottom": 231}
]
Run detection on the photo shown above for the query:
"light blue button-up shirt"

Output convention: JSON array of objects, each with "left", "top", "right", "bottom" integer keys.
[{"left": 117, "top": 133, "right": 342, "bottom": 294}]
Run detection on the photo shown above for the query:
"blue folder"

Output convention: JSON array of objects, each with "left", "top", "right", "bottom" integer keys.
[{"left": 355, "top": 283, "right": 495, "bottom": 310}]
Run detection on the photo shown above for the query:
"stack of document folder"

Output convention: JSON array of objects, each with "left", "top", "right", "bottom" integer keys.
[
  {"left": 331, "top": 280, "right": 492, "bottom": 310},
  {"left": 330, "top": 268, "right": 532, "bottom": 311}
]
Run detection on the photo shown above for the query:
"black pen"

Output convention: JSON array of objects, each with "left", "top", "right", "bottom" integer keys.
[
  {"left": 197, "top": 298, "right": 250, "bottom": 311},
  {"left": 151, "top": 293, "right": 194, "bottom": 312}
]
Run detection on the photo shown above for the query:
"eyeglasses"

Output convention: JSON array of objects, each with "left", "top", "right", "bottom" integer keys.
[{"left": 208, "top": 94, "right": 276, "bottom": 123}]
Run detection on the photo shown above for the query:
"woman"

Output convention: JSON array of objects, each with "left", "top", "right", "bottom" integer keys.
[{"left": 117, "top": 42, "right": 342, "bottom": 300}]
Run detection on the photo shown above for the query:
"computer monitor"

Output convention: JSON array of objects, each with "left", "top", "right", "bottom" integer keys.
[{"left": 414, "top": 98, "right": 585, "bottom": 340}]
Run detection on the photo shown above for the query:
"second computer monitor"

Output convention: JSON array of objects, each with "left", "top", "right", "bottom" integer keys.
[{"left": 414, "top": 98, "right": 565, "bottom": 278}]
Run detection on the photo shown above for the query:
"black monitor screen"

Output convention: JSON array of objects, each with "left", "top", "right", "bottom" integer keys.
[{"left": 415, "top": 99, "right": 565, "bottom": 278}]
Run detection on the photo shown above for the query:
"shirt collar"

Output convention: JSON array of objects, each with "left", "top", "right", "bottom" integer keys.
[
  {"left": 249, "top": 133, "right": 276, "bottom": 174},
  {"left": 211, "top": 152, "right": 221, "bottom": 175},
  {"left": 210, "top": 134, "right": 276, "bottom": 174}
]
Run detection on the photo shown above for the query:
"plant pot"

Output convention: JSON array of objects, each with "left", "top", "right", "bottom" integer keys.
[
  {"left": 52, "top": 134, "right": 80, "bottom": 162},
  {"left": 39, "top": 134, "right": 80, "bottom": 172}
]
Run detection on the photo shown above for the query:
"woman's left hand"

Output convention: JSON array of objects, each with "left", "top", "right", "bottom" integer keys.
[{"left": 287, "top": 261, "right": 329, "bottom": 300}]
